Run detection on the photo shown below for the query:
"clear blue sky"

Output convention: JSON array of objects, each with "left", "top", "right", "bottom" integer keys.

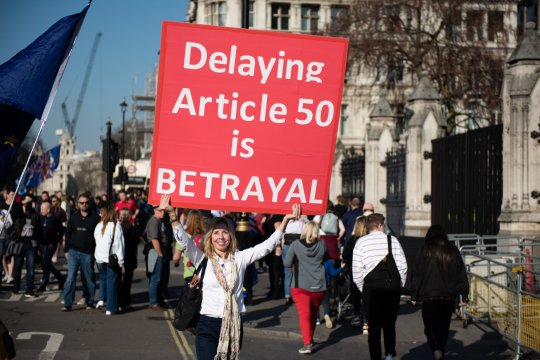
[{"left": 0, "top": 0, "right": 187, "bottom": 151}]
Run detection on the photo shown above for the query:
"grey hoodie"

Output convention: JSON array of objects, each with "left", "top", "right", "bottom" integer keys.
[{"left": 283, "top": 239, "right": 327, "bottom": 292}]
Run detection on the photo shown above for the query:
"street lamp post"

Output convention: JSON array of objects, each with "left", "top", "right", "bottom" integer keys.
[{"left": 120, "top": 98, "right": 128, "bottom": 191}]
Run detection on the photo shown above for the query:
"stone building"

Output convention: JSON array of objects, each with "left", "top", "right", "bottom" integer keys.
[
  {"left": 499, "top": 22, "right": 540, "bottom": 238},
  {"left": 189, "top": 0, "right": 517, "bottom": 210}
]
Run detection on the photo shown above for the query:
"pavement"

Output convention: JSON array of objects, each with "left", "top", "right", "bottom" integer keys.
[
  {"left": 1, "top": 247, "right": 538, "bottom": 359},
  {"left": 241, "top": 266, "right": 532, "bottom": 359}
]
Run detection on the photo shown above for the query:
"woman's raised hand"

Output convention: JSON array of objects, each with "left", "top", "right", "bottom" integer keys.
[
  {"left": 159, "top": 194, "right": 174, "bottom": 213},
  {"left": 292, "top": 204, "right": 301, "bottom": 219}
]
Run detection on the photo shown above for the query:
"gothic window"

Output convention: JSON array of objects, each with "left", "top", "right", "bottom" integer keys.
[
  {"left": 446, "top": 7, "right": 462, "bottom": 40},
  {"left": 330, "top": 5, "right": 348, "bottom": 34},
  {"left": 386, "top": 5, "right": 401, "bottom": 33},
  {"left": 340, "top": 104, "right": 348, "bottom": 137},
  {"left": 488, "top": 11, "right": 504, "bottom": 41},
  {"left": 301, "top": 4, "right": 320, "bottom": 33},
  {"left": 386, "top": 53, "right": 403, "bottom": 88},
  {"left": 271, "top": 3, "right": 290, "bottom": 30},
  {"left": 206, "top": 1, "right": 226, "bottom": 26},
  {"left": 466, "top": 10, "right": 484, "bottom": 42}
]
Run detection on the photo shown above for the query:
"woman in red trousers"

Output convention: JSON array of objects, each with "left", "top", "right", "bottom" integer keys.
[{"left": 283, "top": 221, "right": 327, "bottom": 354}]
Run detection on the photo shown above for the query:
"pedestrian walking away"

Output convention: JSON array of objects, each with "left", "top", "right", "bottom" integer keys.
[
  {"left": 352, "top": 213, "right": 408, "bottom": 360},
  {"left": 410, "top": 225, "right": 469, "bottom": 360},
  {"left": 283, "top": 220, "right": 327, "bottom": 355},
  {"left": 168, "top": 194, "right": 301, "bottom": 360}
]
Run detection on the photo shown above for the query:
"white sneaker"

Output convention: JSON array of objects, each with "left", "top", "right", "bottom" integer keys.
[
  {"left": 96, "top": 301, "right": 104, "bottom": 309},
  {"left": 76, "top": 298, "right": 86, "bottom": 305},
  {"left": 324, "top": 314, "right": 333, "bottom": 329},
  {"left": 105, "top": 311, "right": 112, "bottom": 316}
]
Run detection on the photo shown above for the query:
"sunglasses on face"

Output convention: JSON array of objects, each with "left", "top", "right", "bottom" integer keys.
[{"left": 78, "top": 201, "right": 89, "bottom": 205}]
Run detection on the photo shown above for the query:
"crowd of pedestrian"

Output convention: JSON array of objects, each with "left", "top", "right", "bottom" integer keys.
[{"left": 0, "top": 187, "right": 470, "bottom": 360}]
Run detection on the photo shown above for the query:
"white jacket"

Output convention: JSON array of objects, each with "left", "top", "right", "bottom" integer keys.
[{"left": 94, "top": 221, "right": 125, "bottom": 266}]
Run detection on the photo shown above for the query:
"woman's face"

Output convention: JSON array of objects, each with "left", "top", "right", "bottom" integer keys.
[{"left": 211, "top": 228, "right": 231, "bottom": 255}]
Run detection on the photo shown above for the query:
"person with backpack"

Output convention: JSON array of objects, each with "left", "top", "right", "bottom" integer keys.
[
  {"left": 317, "top": 202, "right": 345, "bottom": 258},
  {"left": 352, "top": 213, "right": 407, "bottom": 360}
]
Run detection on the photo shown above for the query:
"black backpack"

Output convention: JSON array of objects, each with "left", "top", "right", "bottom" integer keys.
[{"left": 363, "top": 234, "right": 402, "bottom": 293}]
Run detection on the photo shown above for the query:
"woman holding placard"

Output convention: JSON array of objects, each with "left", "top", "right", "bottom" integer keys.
[{"left": 163, "top": 195, "right": 300, "bottom": 360}]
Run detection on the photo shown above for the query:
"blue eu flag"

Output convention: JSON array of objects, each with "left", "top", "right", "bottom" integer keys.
[{"left": 0, "top": 5, "right": 89, "bottom": 184}]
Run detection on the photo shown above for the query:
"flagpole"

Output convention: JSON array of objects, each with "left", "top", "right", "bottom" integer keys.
[{"left": 0, "top": 120, "right": 46, "bottom": 236}]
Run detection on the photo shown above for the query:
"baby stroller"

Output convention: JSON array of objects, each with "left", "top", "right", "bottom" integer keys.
[{"left": 334, "top": 270, "right": 353, "bottom": 322}]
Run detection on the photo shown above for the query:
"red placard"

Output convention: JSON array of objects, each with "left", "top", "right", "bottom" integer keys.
[{"left": 149, "top": 22, "right": 348, "bottom": 215}]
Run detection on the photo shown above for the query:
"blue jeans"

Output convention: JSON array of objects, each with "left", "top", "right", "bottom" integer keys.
[
  {"left": 148, "top": 255, "right": 163, "bottom": 305},
  {"left": 40, "top": 243, "right": 64, "bottom": 288},
  {"left": 13, "top": 243, "right": 36, "bottom": 292},
  {"left": 63, "top": 249, "right": 96, "bottom": 308},
  {"left": 196, "top": 315, "right": 243, "bottom": 360},
  {"left": 97, "top": 262, "right": 118, "bottom": 312},
  {"left": 282, "top": 243, "right": 292, "bottom": 298}
]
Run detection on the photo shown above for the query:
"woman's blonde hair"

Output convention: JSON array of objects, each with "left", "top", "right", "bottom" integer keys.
[
  {"left": 352, "top": 216, "right": 368, "bottom": 238},
  {"left": 100, "top": 207, "right": 116, "bottom": 235},
  {"left": 203, "top": 218, "right": 237, "bottom": 258},
  {"left": 300, "top": 221, "right": 320, "bottom": 244}
]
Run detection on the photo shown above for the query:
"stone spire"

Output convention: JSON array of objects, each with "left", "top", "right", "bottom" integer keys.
[
  {"left": 408, "top": 72, "right": 440, "bottom": 102},
  {"left": 507, "top": 22, "right": 540, "bottom": 65},
  {"left": 369, "top": 96, "right": 395, "bottom": 118}
]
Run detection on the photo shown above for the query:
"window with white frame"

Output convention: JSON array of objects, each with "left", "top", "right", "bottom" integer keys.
[
  {"left": 271, "top": 3, "right": 290, "bottom": 30},
  {"left": 206, "top": 1, "right": 226, "bottom": 26},
  {"left": 249, "top": 1, "right": 254, "bottom": 27},
  {"left": 301, "top": 4, "right": 320, "bottom": 33}
]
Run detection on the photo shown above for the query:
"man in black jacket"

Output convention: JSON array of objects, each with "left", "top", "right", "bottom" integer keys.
[
  {"left": 62, "top": 194, "right": 99, "bottom": 311},
  {"left": 37, "top": 201, "right": 65, "bottom": 292},
  {"left": 11, "top": 194, "right": 42, "bottom": 297}
]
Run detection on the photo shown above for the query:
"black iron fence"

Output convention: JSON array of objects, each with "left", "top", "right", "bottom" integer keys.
[
  {"left": 340, "top": 146, "right": 365, "bottom": 200},
  {"left": 431, "top": 124, "right": 503, "bottom": 235},
  {"left": 383, "top": 146, "right": 406, "bottom": 236}
]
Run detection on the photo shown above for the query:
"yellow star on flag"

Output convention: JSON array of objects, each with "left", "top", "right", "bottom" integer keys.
[{"left": 3, "top": 134, "right": 18, "bottom": 148}]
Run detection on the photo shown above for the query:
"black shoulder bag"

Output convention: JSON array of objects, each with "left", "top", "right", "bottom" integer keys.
[
  {"left": 173, "top": 257, "right": 208, "bottom": 331},
  {"left": 363, "top": 234, "right": 402, "bottom": 293}
]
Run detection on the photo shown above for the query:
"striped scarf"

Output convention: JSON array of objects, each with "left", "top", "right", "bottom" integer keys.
[{"left": 211, "top": 254, "right": 241, "bottom": 360}]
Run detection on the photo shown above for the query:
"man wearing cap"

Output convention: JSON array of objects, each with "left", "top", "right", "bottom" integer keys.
[{"left": 145, "top": 203, "right": 171, "bottom": 310}]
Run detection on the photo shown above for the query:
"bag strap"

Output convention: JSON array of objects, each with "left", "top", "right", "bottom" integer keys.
[
  {"left": 387, "top": 233, "right": 393, "bottom": 257},
  {"left": 194, "top": 257, "right": 208, "bottom": 286},
  {"left": 109, "top": 221, "right": 117, "bottom": 256}
]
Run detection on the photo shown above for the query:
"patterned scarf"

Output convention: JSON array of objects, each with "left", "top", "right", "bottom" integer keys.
[{"left": 210, "top": 253, "right": 241, "bottom": 360}]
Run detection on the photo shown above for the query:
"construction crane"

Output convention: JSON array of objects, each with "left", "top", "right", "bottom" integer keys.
[{"left": 61, "top": 32, "right": 102, "bottom": 137}]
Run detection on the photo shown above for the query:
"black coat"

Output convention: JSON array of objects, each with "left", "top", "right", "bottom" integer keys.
[
  {"left": 10, "top": 208, "right": 42, "bottom": 245},
  {"left": 410, "top": 245, "right": 469, "bottom": 301},
  {"left": 121, "top": 220, "right": 139, "bottom": 269}
]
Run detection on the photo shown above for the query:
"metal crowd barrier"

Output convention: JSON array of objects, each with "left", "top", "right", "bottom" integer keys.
[{"left": 449, "top": 235, "right": 540, "bottom": 359}]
